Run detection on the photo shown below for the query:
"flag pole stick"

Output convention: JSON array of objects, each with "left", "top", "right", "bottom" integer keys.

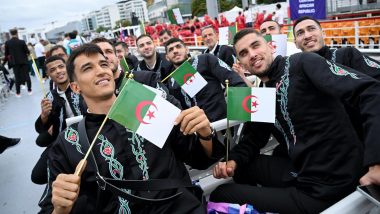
[
  {"left": 225, "top": 79, "right": 230, "bottom": 162},
  {"left": 75, "top": 116, "right": 108, "bottom": 176},
  {"left": 75, "top": 78, "right": 133, "bottom": 175},
  {"left": 30, "top": 55, "right": 47, "bottom": 97},
  {"left": 160, "top": 58, "right": 191, "bottom": 83}
]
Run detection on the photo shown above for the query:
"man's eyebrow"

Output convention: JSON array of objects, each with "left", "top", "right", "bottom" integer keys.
[{"left": 80, "top": 62, "right": 91, "bottom": 70}]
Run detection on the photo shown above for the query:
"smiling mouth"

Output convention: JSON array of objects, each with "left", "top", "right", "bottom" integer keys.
[{"left": 96, "top": 78, "right": 110, "bottom": 85}]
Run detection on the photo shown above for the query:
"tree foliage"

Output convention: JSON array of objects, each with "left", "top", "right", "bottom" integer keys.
[
  {"left": 114, "top": 19, "right": 132, "bottom": 29},
  {"left": 191, "top": 0, "right": 243, "bottom": 17},
  {"left": 96, "top": 26, "right": 109, "bottom": 33}
]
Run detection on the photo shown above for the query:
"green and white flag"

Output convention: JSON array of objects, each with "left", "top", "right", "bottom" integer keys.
[
  {"left": 264, "top": 34, "right": 287, "bottom": 57},
  {"left": 227, "top": 87, "right": 276, "bottom": 123},
  {"left": 167, "top": 8, "right": 184, "bottom": 25},
  {"left": 171, "top": 61, "right": 207, "bottom": 98},
  {"left": 108, "top": 79, "right": 181, "bottom": 148},
  {"left": 219, "top": 25, "right": 237, "bottom": 45}
]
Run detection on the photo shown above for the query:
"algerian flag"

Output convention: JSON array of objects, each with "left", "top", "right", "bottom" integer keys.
[
  {"left": 167, "top": 8, "right": 184, "bottom": 25},
  {"left": 120, "top": 57, "right": 129, "bottom": 72},
  {"left": 219, "top": 25, "right": 237, "bottom": 45},
  {"left": 227, "top": 87, "right": 276, "bottom": 123},
  {"left": 108, "top": 79, "right": 181, "bottom": 148},
  {"left": 171, "top": 61, "right": 207, "bottom": 98},
  {"left": 264, "top": 34, "right": 287, "bottom": 57}
]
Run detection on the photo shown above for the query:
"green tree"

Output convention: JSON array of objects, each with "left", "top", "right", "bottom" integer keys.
[
  {"left": 114, "top": 20, "right": 132, "bottom": 29},
  {"left": 96, "top": 26, "right": 108, "bottom": 33},
  {"left": 191, "top": 0, "right": 243, "bottom": 17},
  {"left": 191, "top": 0, "right": 207, "bottom": 17}
]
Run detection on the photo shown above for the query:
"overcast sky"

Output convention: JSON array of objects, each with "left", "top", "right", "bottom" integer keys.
[{"left": 0, "top": 0, "right": 119, "bottom": 31}]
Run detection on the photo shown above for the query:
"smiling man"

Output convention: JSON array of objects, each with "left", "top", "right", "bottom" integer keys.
[
  {"left": 210, "top": 29, "right": 380, "bottom": 213},
  {"left": 164, "top": 38, "right": 246, "bottom": 122},
  {"left": 293, "top": 16, "right": 380, "bottom": 141},
  {"left": 293, "top": 16, "right": 380, "bottom": 79},
  {"left": 134, "top": 34, "right": 171, "bottom": 76},
  {"left": 38, "top": 44, "right": 224, "bottom": 214},
  {"left": 33, "top": 56, "right": 85, "bottom": 185}
]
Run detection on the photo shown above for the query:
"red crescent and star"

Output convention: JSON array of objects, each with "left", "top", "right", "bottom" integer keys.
[
  {"left": 241, "top": 95, "right": 259, "bottom": 113},
  {"left": 183, "top": 73, "right": 195, "bottom": 85},
  {"left": 135, "top": 100, "right": 158, "bottom": 124}
]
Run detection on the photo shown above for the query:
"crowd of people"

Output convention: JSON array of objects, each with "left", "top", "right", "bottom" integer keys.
[
  {"left": 118, "top": 4, "right": 285, "bottom": 47},
  {"left": 1, "top": 11, "right": 380, "bottom": 214}
]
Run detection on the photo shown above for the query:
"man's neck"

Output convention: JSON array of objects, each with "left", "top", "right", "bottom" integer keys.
[
  {"left": 208, "top": 42, "right": 218, "bottom": 52},
  {"left": 86, "top": 95, "right": 116, "bottom": 115},
  {"left": 57, "top": 82, "right": 70, "bottom": 92},
  {"left": 145, "top": 52, "right": 157, "bottom": 69}
]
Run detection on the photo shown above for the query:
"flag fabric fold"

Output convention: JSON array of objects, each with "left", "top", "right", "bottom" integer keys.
[
  {"left": 227, "top": 87, "right": 276, "bottom": 123},
  {"left": 219, "top": 25, "right": 237, "bottom": 45},
  {"left": 108, "top": 79, "right": 181, "bottom": 148},
  {"left": 171, "top": 61, "right": 207, "bottom": 97}
]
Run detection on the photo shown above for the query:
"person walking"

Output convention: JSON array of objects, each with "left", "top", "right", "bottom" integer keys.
[{"left": 4, "top": 28, "right": 32, "bottom": 97}]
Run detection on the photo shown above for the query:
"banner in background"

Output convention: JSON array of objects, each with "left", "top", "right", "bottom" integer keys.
[{"left": 290, "top": 0, "right": 326, "bottom": 20}]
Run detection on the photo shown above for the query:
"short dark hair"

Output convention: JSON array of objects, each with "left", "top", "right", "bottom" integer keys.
[
  {"left": 66, "top": 44, "right": 105, "bottom": 82},
  {"left": 293, "top": 16, "right": 322, "bottom": 36},
  {"left": 136, "top": 34, "right": 153, "bottom": 45},
  {"left": 159, "top": 29, "right": 172, "bottom": 37},
  {"left": 164, "top": 38, "right": 186, "bottom": 52},
  {"left": 44, "top": 55, "right": 66, "bottom": 72},
  {"left": 10, "top": 28, "right": 18, "bottom": 36},
  {"left": 91, "top": 37, "right": 113, "bottom": 46},
  {"left": 114, "top": 41, "right": 128, "bottom": 49},
  {"left": 201, "top": 25, "right": 216, "bottom": 34},
  {"left": 91, "top": 37, "right": 116, "bottom": 52},
  {"left": 233, "top": 28, "right": 262, "bottom": 46},
  {"left": 276, "top": 3, "right": 281, "bottom": 9},
  {"left": 68, "top": 32, "right": 76, "bottom": 39},
  {"left": 47, "top": 45, "right": 67, "bottom": 58}
]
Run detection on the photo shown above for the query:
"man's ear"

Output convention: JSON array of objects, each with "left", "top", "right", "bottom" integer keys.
[{"left": 70, "top": 81, "right": 80, "bottom": 94}]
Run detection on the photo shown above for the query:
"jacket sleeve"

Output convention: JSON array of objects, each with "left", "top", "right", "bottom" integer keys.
[
  {"left": 206, "top": 54, "right": 247, "bottom": 87},
  {"left": 300, "top": 52, "right": 380, "bottom": 167},
  {"left": 38, "top": 135, "right": 70, "bottom": 214},
  {"left": 35, "top": 115, "right": 53, "bottom": 133},
  {"left": 168, "top": 125, "right": 225, "bottom": 170},
  {"left": 229, "top": 122, "right": 272, "bottom": 168},
  {"left": 219, "top": 45, "right": 236, "bottom": 68},
  {"left": 346, "top": 47, "right": 380, "bottom": 81}
]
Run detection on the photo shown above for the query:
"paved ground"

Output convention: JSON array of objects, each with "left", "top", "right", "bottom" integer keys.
[{"left": 0, "top": 76, "right": 47, "bottom": 214}]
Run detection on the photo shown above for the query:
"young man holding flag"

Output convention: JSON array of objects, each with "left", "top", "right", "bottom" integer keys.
[
  {"left": 38, "top": 44, "right": 224, "bottom": 214},
  {"left": 210, "top": 29, "right": 380, "bottom": 213},
  {"left": 164, "top": 38, "right": 246, "bottom": 122},
  {"left": 33, "top": 56, "right": 86, "bottom": 185}
]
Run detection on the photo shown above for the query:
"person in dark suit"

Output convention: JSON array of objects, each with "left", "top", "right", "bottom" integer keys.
[
  {"left": 201, "top": 25, "right": 236, "bottom": 68},
  {"left": 4, "top": 28, "right": 31, "bottom": 97}
]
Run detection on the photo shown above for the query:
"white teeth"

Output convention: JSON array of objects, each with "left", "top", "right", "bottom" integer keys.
[
  {"left": 254, "top": 60, "right": 262, "bottom": 66},
  {"left": 97, "top": 79, "right": 109, "bottom": 85}
]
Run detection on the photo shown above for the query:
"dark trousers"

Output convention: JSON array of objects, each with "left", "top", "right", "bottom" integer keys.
[
  {"left": 31, "top": 148, "right": 49, "bottom": 185},
  {"left": 37, "top": 56, "right": 46, "bottom": 78},
  {"left": 13, "top": 64, "right": 31, "bottom": 94},
  {"left": 209, "top": 156, "right": 333, "bottom": 214}
]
